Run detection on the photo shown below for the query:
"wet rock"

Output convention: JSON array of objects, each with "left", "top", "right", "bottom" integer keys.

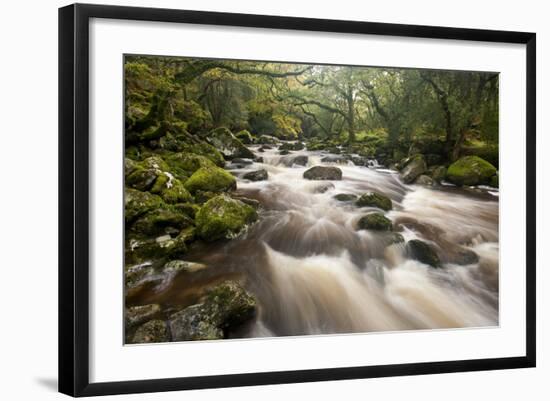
[
  {"left": 258, "top": 145, "right": 272, "bottom": 151},
  {"left": 231, "top": 158, "right": 253, "bottom": 165},
  {"left": 254, "top": 156, "right": 264, "bottom": 163},
  {"left": 312, "top": 183, "right": 335, "bottom": 194},
  {"left": 196, "top": 195, "right": 258, "bottom": 241},
  {"left": 183, "top": 166, "right": 236, "bottom": 194},
  {"left": 303, "top": 166, "right": 342, "bottom": 180},
  {"left": 125, "top": 262, "right": 154, "bottom": 290},
  {"left": 163, "top": 260, "right": 208, "bottom": 273},
  {"left": 356, "top": 192, "right": 393, "bottom": 211},
  {"left": 446, "top": 156, "right": 497, "bottom": 186},
  {"left": 169, "top": 281, "right": 257, "bottom": 341},
  {"left": 131, "top": 319, "right": 169, "bottom": 344},
  {"left": 357, "top": 213, "right": 393, "bottom": 231},
  {"left": 130, "top": 206, "right": 193, "bottom": 237},
  {"left": 415, "top": 175, "right": 434, "bottom": 186},
  {"left": 125, "top": 304, "right": 162, "bottom": 330},
  {"left": 400, "top": 155, "right": 427, "bottom": 184},
  {"left": 279, "top": 142, "right": 304, "bottom": 151},
  {"left": 406, "top": 239, "right": 441, "bottom": 268},
  {"left": 243, "top": 169, "right": 268, "bottom": 181},
  {"left": 205, "top": 127, "right": 255, "bottom": 159},
  {"left": 233, "top": 196, "right": 261, "bottom": 209},
  {"left": 164, "top": 153, "right": 217, "bottom": 181},
  {"left": 334, "top": 193, "right": 357, "bottom": 202},
  {"left": 257, "top": 135, "right": 278, "bottom": 145},
  {"left": 279, "top": 149, "right": 290, "bottom": 155},
  {"left": 281, "top": 155, "right": 308, "bottom": 167}
]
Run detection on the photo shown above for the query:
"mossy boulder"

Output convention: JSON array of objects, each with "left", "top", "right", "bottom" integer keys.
[
  {"left": 243, "top": 169, "right": 268, "bottom": 181},
  {"left": 196, "top": 195, "right": 258, "bottom": 241},
  {"left": 235, "top": 129, "right": 254, "bottom": 144},
  {"left": 357, "top": 213, "right": 392, "bottom": 231},
  {"left": 446, "top": 156, "right": 497, "bottom": 186},
  {"left": 125, "top": 188, "right": 163, "bottom": 223},
  {"left": 303, "top": 166, "right": 342, "bottom": 180},
  {"left": 125, "top": 232, "right": 191, "bottom": 269},
  {"left": 356, "top": 192, "right": 392, "bottom": 211},
  {"left": 206, "top": 127, "right": 255, "bottom": 159},
  {"left": 257, "top": 135, "right": 279, "bottom": 145},
  {"left": 164, "top": 153, "right": 217, "bottom": 181},
  {"left": 183, "top": 166, "right": 236, "bottom": 194},
  {"left": 130, "top": 319, "right": 169, "bottom": 344},
  {"left": 168, "top": 281, "right": 257, "bottom": 341},
  {"left": 400, "top": 154, "right": 427, "bottom": 184},
  {"left": 334, "top": 193, "right": 357, "bottom": 202},
  {"left": 130, "top": 206, "right": 193, "bottom": 237},
  {"left": 406, "top": 239, "right": 441, "bottom": 268}
]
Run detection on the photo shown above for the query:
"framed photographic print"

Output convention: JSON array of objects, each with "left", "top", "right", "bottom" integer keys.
[{"left": 58, "top": 3, "right": 536, "bottom": 397}]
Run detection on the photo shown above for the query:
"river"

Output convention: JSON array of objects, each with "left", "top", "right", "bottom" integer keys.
[{"left": 131, "top": 144, "right": 500, "bottom": 338}]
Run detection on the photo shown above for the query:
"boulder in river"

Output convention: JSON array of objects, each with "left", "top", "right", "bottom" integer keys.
[
  {"left": 183, "top": 166, "right": 236, "bottom": 194},
  {"left": 231, "top": 158, "right": 253, "bottom": 165},
  {"left": 356, "top": 192, "right": 393, "bottom": 211},
  {"left": 281, "top": 155, "right": 308, "bottom": 167},
  {"left": 169, "top": 281, "right": 257, "bottom": 341},
  {"left": 400, "top": 154, "right": 427, "bottom": 184},
  {"left": 414, "top": 175, "right": 435, "bottom": 187},
  {"left": 205, "top": 127, "right": 255, "bottom": 159},
  {"left": 334, "top": 193, "right": 357, "bottom": 202},
  {"left": 279, "top": 142, "right": 304, "bottom": 151},
  {"left": 243, "top": 169, "right": 268, "bottom": 181},
  {"left": 130, "top": 320, "right": 169, "bottom": 344},
  {"left": 196, "top": 195, "right": 258, "bottom": 241},
  {"left": 406, "top": 239, "right": 441, "bottom": 268},
  {"left": 321, "top": 155, "right": 349, "bottom": 164},
  {"left": 303, "top": 166, "right": 343, "bottom": 180},
  {"left": 446, "top": 156, "right": 497, "bottom": 186},
  {"left": 357, "top": 213, "right": 393, "bottom": 231},
  {"left": 279, "top": 149, "right": 290, "bottom": 155}
]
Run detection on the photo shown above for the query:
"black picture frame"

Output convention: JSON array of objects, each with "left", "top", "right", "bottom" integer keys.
[{"left": 58, "top": 3, "right": 536, "bottom": 397}]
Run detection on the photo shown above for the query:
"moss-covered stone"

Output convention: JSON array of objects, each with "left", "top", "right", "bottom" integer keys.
[
  {"left": 357, "top": 213, "right": 392, "bottom": 231},
  {"left": 406, "top": 239, "right": 441, "bottom": 268},
  {"left": 334, "top": 193, "right": 358, "bottom": 202},
  {"left": 126, "top": 165, "right": 158, "bottom": 191},
  {"left": 356, "top": 192, "right": 393, "bottom": 211},
  {"left": 446, "top": 156, "right": 497, "bottom": 186},
  {"left": 125, "top": 188, "right": 164, "bottom": 223},
  {"left": 196, "top": 195, "right": 258, "bottom": 241},
  {"left": 183, "top": 166, "right": 237, "bottom": 194},
  {"left": 160, "top": 179, "right": 193, "bottom": 204},
  {"left": 206, "top": 127, "right": 255, "bottom": 159},
  {"left": 165, "top": 153, "right": 217, "bottom": 181},
  {"left": 125, "top": 233, "right": 189, "bottom": 266},
  {"left": 235, "top": 129, "right": 254, "bottom": 144},
  {"left": 130, "top": 206, "right": 193, "bottom": 236},
  {"left": 130, "top": 319, "right": 169, "bottom": 344},
  {"left": 168, "top": 281, "right": 257, "bottom": 341},
  {"left": 303, "top": 166, "right": 342, "bottom": 180}
]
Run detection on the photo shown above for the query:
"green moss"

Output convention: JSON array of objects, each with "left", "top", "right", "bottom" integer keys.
[
  {"left": 130, "top": 205, "right": 194, "bottom": 236},
  {"left": 357, "top": 213, "right": 392, "bottom": 231},
  {"left": 161, "top": 179, "right": 193, "bottom": 204},
  {"left": 183, "top": 166, "right": 236, "bottom": 194},
  {"left": 356, "top": 192, "right": 393, "bottom": 211},
  {"left": 334, "top": 193, "right": 357, "bottom": 202},
  {"left": 446, "top": 156, "right": 497, "bottom": 186},
  {"left": 195, "top": 195, "right": 258, "bottom": 241},
  {"left": 164, "top": 153, "right": 216, "bottom": 181},
  {"left": 235, "top": 129, "right": 254, "bottom": 144},
  {"left": 150, "top": 173, "right": 169, "bottom": 193},
  {"left": 125, "top": 188, "right": 164, "bottom": 223}
]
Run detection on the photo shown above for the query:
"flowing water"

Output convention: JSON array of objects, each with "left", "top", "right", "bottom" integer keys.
[{"left": 132, "top": 144, "right": 500, "bottom": 337}]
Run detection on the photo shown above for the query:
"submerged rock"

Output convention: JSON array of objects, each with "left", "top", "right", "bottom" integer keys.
[
  {"left": 446, "top": 156, "right": 497, "bottom": 186},
  {"left": 400, "top": 155, "right": 427, "bottom": 184},
  {"left": 406, "top": 239, "right": 441, "bottom": 268},
  {"left": 243, "top": 169, "right": 268, "bottom": 181},
  {"left": 195, "top": 195, "right": 258, "bottom": 241},
  {"left": 303, "top": 166, "right": 342, "bottom": 180},
  {"left": 357, "top": 213, "right": 392, "bottom": 231},
  {"left": 334, "top": 193, "right": 357, "bottom": 202},
  {"left": 206, "top": 127, "right": 255, "bottom": 159},
  {"left": 183, "top": 166, "right": 236, "bottom": 194},
  {"left": 356, "top": 192, "right": 393, "bottom": 211},
  {"left": 169, "top": 281, "right": 257, "bottom": 341},
  {"left": 131, "top": 319, "right": 169, "bottom": 344},
  {"left": 312, "top": 182, "right": 335, "bottom": 194}
]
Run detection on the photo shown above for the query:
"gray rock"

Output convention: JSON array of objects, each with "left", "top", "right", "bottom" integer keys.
[
  {"left": 131, "top": 320, "right": 169, "bottom": 344},
  {"left": 400, "top": 155, "right": 427, "bottom": 184},
  {"left": 303, "top": 166, "right": 343, "bottom": 180},
  {"left": 415, "top": 175, "right": 434, "bottom": 186},
  {"left": 243, "top": 169, "right": 268, "bottom": 181}
]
